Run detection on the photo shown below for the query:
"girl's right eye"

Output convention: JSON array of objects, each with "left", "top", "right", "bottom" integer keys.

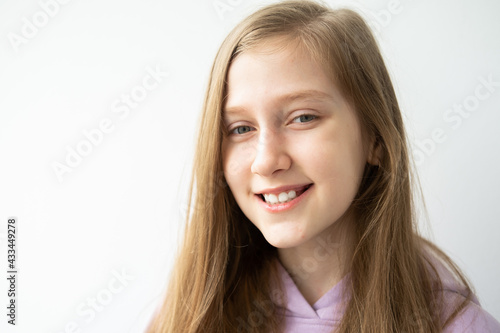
[{"left": 231, "top": 125, "right": 253, "bottom": 135}]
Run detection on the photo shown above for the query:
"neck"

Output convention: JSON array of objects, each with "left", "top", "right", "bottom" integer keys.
[{"left": 277, "top": 216, "right": 355, "bottom": 306}]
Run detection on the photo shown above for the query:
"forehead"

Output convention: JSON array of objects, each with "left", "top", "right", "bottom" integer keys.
[{"left": 223, "top": 42, "right": 342, "bottom": 113}]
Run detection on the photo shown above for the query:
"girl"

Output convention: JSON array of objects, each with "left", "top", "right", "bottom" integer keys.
[{"left": 148, "top": 1, "right": 500, "bottom": 332}]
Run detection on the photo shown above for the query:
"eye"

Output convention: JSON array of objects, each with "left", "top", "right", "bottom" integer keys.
[
  {"left": 231, "top": 125, "right": 253, "bottom": 135},
  {"left": 292, "top": 114, "right": 317, "bottom": 123}
]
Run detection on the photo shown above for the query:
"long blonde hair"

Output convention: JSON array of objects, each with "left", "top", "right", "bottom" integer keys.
[{"left": 148, "top": 1, "right": 474, "bottom": 332}]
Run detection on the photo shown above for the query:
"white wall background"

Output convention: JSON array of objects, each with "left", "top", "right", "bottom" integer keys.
[{"left": 0, "top": 0, "right": 498, "bottom": 332}]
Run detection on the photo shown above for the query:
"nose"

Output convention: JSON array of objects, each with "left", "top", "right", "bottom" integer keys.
[{"left": 250, "top": 129, "right": 291, "bottom": 177}]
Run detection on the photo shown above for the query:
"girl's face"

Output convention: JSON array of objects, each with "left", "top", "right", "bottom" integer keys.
[{"left": 221, "top": 42, "right": 370, "bottom": 249}]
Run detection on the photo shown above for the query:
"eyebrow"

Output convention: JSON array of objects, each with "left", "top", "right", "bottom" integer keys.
[{"left": 222, "top": 89, "right": 335, "bottom": 116}]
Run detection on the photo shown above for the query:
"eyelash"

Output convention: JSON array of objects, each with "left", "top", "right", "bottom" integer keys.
[{"left": 229, "top": 113, "right": 318, "bottom": 135}]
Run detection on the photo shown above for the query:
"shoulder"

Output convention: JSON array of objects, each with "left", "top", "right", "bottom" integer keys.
[
  {"left": 439, "top": 268, "right": 500, "bottom": 332},
  {"left": 421, "top": 243, "right": 500, "bottom": 332},
  {"left": 441, "top": 293, "right": 500, "bottom": 332}
]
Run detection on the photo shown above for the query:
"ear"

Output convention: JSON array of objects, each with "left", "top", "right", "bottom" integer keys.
[{"left": 367, "top": 135, "right": 382, "bottom": 166}]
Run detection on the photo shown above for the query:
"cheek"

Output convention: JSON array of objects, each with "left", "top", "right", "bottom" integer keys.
[
  {"left": 222, "top": 141, "right": 253, "bottom": 191},
  {"left": 291, "top": 129, "right": 366, "bottom": 187}
]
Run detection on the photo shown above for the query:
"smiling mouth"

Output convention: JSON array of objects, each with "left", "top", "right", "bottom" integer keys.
[{"left": 258, "top": 184, "right": 313, "bottom": 205}]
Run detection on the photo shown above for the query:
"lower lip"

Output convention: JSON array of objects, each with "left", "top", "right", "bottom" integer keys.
[{"left": 255, "top": 185, "right": 313, "bottom": 213}]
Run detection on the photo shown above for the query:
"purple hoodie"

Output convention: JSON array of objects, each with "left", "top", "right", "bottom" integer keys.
[{"left": 273, "top": 260, "right": 500, "bottom": 332}]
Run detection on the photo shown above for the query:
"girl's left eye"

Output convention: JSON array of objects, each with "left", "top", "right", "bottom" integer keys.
[{"left": 292, "top": 114, "right": 317, "bottom": 123}]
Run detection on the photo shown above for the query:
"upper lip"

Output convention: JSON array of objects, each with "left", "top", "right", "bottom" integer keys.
[{"left": 256, "top": 183, "right": 312, "bottom": 195}]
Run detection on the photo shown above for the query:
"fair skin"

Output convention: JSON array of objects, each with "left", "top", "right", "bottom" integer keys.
[{"left": 221, "top": 41, "right": 374, "bottom": 305}]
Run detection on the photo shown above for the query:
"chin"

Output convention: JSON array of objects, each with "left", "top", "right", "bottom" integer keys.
[{"left": 260, "top": 226, "right": 308, "bottom": 249}]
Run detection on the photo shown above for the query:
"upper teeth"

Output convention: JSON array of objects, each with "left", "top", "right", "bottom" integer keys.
[{"left": 263, "top": 190, "right": 297, "bottom": 205}]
